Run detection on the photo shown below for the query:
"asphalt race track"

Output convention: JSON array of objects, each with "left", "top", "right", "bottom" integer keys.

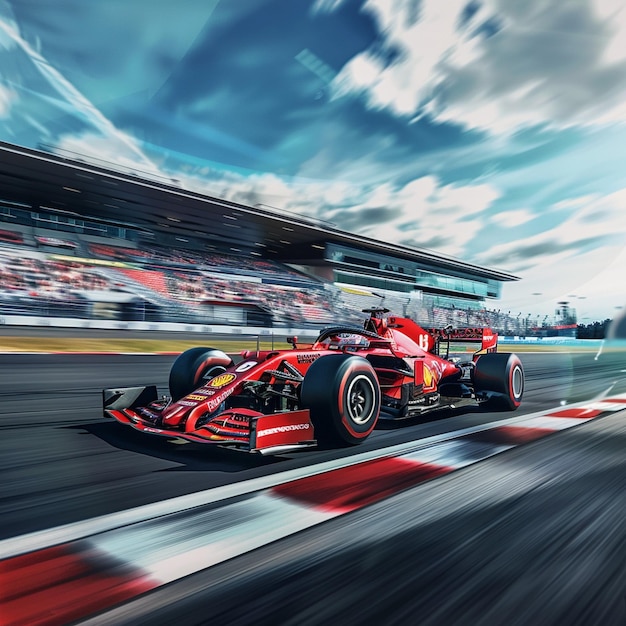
[{"left": 1, "top": 349, "right": 625, "bottom": 624}]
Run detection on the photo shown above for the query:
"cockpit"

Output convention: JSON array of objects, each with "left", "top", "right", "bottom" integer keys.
[{"left": 319, "top": 332, "right": 371, "bottom": 351}]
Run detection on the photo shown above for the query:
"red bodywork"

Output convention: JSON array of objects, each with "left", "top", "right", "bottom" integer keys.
[{"left": 104, "top": 312, "right": 499, "bottom": 454}]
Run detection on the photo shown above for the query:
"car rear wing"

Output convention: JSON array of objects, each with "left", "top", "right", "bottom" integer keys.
[
  {"left": 387, "top": 315, "right": 498, "bottom": 355},
  {"left": 424, "top": 326, "right": 498, "bottom": 357}
]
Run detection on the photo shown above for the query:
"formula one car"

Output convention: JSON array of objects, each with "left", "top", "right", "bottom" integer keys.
[{"left": 103, "top": 308, "right": 524, "bottom": 454}]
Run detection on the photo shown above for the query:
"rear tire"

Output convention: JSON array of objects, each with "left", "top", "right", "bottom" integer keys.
[
  {"left": 473, "top": 353, "right": 524, "bottom": 410},
  {"left": 300, "top": 354, "right": 381, "bottom": 447},
  {"left": 169, "top": 347, "right": 234, "bottom": 402}
]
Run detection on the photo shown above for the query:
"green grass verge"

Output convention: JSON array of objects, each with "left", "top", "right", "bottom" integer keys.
[{"left": 0, "top": 336, "right": 293, "bottom": 353}]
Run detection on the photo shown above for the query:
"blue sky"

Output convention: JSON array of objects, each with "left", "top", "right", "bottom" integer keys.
[{"left": 1, "top": 0, "right": 626, "bottom": 320}]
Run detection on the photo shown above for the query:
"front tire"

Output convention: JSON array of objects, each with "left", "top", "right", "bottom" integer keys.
[
  {"left": 473, "top": 352, "right": 524, "bottom": 410},
  {"left": 169, "top": 347, "right": 234, "bottom": 401},
  {"left": 300, "top": 354, "right": 381, "bottom": 447}
]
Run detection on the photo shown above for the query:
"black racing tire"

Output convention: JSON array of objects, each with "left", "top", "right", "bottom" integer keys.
[
  {"left": 300, "top": 354, "right": 381, "bottom": 447},
  {"left": 169, "top": 347, "right": 234, "bottom": 402},
  {"left": 473, "top": 352, "right": 524, "bottom": 410}
]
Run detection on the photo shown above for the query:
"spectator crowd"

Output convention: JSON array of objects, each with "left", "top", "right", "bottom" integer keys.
[{"left": 0, "top": 233, "right": 575, "bottom": 334}]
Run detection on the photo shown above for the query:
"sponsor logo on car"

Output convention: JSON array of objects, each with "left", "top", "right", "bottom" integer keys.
[
  {"left": 186, "top": 394, "right": 210, "bottom": 401},
  {"left": 206, "top": 387, "right": 236, "bottom": 412},
  {"left": 143, "top": 427, "right": 163, "bottom": 433},
  {"left": 296, "top": 354, "right": 319, "bottom": 364},
  {"left": 423, "top": 364, "right": 434, "bottom": 388},
  {"left": 429, "top": 326, "right": 495, "bottom": 341},
  {"left": 208, "top": 373, "right": 237, "bottom": 388},
  {"left": 257, "top": 423, "right": 311, "bottom": 438}
]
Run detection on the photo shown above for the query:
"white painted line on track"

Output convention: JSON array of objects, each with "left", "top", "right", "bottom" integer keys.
[
  {"left": 90, "top": 492, "right": 333, "bottom": 584},
  {"left": 516, "top": 415, "right": 597, "bottom": 430},
  {"left": 402, "top": 440, "right": 514, "bottom": 469},
  {"left": 585, "top": 400, "right": 626, "bottom": 411}
]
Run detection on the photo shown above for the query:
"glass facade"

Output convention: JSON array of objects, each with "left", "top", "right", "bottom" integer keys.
[
  {"left": 327, "top": 243, "right": 501, "bottom": 302},
  {"left": 335, "top": 270, "right": 415, "bottom": 293},
  {"left": 1, "top": 205, "right": 132, "bottom": 239}
]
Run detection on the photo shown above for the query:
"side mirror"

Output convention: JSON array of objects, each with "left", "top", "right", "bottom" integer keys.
[{"left": 287, "top": 336, "right": 298, "bottom": 348}]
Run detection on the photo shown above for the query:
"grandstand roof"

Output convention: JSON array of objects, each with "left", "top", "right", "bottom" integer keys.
[{"left": 0, "top": 142, "right": 517, "bottom": 282}]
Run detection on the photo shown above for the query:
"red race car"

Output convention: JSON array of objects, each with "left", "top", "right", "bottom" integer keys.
[{"left": 103, "top": 308, "right": 524, "bottom": 454}]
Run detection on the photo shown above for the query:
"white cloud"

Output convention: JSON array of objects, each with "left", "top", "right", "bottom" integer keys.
[
  {"left": 0, "top": 6, "right": 19, "bottom": 51},
  {"left": 56, "top": 132, "right": 163, "bottom": 177},
  {"left": 595, "top": 0, "right": 626, "bottom": 63},
  {"left": 478, "top": 188, "right": 626, "bottom": 317},
  {"left": 0, "top": 83, "right": 16, "bottom": 118},
  {"left": 327, "top": 0, "right": 626, "bottom": 133},
  {"left": 498, "top": 244, "right": 626, "bottom": 320},
  {"left": 311, "top": 0, "right": 345, "bottom": 14},
  {"left": 480, "top": 188, "right": 626, "bottom": 268},
  {"left": 170, "top": 164, "right": 501, "bottom": 258},
  {"left": 185, "top": 166, "right": 499, "bottom": 257},
  {"left": 0, "top": 7, "right": 20, "bottom": 118},
  {"left": 330, "top": 0, "right": 470, "bottom": 116},
  {"left": 551, "top": 195, "right": 599, "bottom": 211},
  {"left": 489, "top": 209, "right": 535, "bottom": 228},
  {"left": 287, "top": 175, "right": 501, "bottom": 258}
]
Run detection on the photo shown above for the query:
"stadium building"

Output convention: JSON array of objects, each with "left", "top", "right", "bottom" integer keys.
[{"left": 0, "top": 141, "right": 518, "bottom": 328}]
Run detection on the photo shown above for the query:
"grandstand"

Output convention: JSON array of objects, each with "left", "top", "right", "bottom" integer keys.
[
  {"left": 0, "top": 245, "right": 340, "bottom": 327},
  {"left": 0, "top": 141, "right": 558, "bottom": 335},
  {"left": 0, "top": 234, "right": 559, "bottom": 334}
]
